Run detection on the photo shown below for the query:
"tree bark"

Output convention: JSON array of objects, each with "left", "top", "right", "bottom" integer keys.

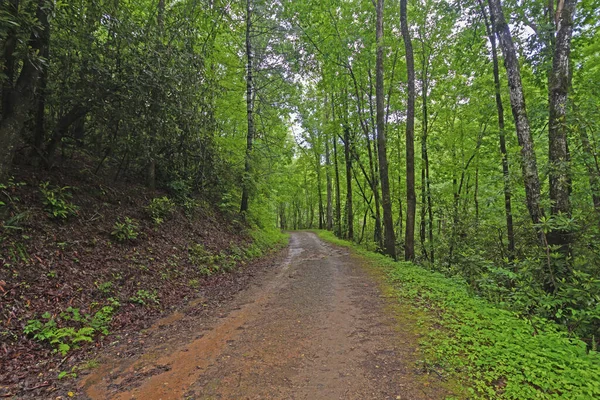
[
  {"left": 479, "top": 0, "right": 515, "bottom": 259},
  {"left": 401, "top": 0, "right": 416, "bottom": 261},
  {"left": 332, "top": 99, "right": 343, "bottom": 237},
  {"left": 326, "top": 134, "right": 333, "bottom": 230},
  {"left": 344, "top": 126, "right": 354, "bottom": 240},
  {"left": 547, "top": 0, "right": 577, "bottom": 255},
  {"left": 419, "top": 35, "right": 434, "bottom": 263},
  {"left": 240, "top": 0, "right": 254, "bottom": 213},
  {"left": 375, "top": 0, "right": 396, "bottom": 259},
  {"left": 488, "top": 0, "right": 545, "bottom": 238}
]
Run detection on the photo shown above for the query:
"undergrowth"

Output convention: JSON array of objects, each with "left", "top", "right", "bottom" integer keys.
[{"left": 316, "top": 230, "right": 600, "bottom": 399}]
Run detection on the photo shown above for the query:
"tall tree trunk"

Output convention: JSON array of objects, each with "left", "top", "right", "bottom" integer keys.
[
  {"left": 401, "top": 0, "right": 416, "bottom": 261},
  {"left": 316, "top": 151, "right": 324, "bottom": 229},
  {"left": 419, "top": 37, "right": 433, "bottom": 262},
  {"left": 344, "top": 126, "right": 354, "bottom": 240},
  {"left": 547, "top": 0, "right": 577, "bottom": 256},
  {"left": 488, "top": 0, "right": 545, "bottom": 238},
  {"left": 479, "top": 0, "right": 516, "bottom": 259},
  {"left": 326, "top": 135, "right": 333, "bottom": 230},
  {"left": 240, "top": 0, "right": 254, "bottom": 213},
  {"left": 375, "top": 0, "right": 396, "bottom": 259},
  {"left": 332, "top": 100, "right": 343, "bottom": 237}
]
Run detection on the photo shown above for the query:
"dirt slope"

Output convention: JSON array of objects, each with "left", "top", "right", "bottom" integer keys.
[{"left": 81, "top": 232, "right": 455, "bottom": 399}]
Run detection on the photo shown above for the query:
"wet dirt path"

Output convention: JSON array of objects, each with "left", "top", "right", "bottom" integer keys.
[{"left": 81, "top": 232, "right": 452, "bottom": 399}]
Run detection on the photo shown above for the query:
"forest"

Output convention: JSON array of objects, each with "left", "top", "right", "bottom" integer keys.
[{"left": 1, "top": 0, "right": 600, "bottom": 397}]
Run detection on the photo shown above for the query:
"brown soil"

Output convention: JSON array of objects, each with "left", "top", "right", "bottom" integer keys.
[{"left": 80, "top": 232, "right": 457, "bottom": 400}]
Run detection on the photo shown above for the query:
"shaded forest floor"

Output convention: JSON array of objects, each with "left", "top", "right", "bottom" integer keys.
[{"left": 0, "top": 159, "right": 286, "bottom": 399}]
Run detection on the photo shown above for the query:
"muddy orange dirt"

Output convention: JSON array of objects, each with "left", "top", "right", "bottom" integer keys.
[{"left": 80, "top": 232, "right": 456, "bottom": 399}]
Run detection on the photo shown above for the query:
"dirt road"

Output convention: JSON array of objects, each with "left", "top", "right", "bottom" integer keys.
[{"left": 81, "top": 232, "right": 452, "bottom": 399}]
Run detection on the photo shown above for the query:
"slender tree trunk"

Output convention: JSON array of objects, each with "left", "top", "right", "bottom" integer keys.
[
  {"left": 316, "top": 152, "right": 324, "bottom": 229},
  {"left": 375, "top": 0, "right": 396, "bottom": 259},
  {"left": 326, "top": 136, "right": 333, "bottom": 230},
  {"left": 401, "top": 0, "right": 416, "bottom": 261},
  {"left": 488, "top": 0, "right": 545, "bottom": 238},
  {"left": 479, "top": 0, "right": 516, "bottom": 259},
  {"left": 332, "top": 98, "right": 343, "bottom": 237},
  {"left": 372, "top": 136, "right": 383, "bottom": 248},
  {"left": 419, "top": 39, "right": 431, "bottom": 261},
  {"left": 344, "top": 126, "right": 354, "bottom": 240},
  {"left": 240, "top": 0, "right": 254, "bottom": 213},
  {"left": 547, "top": 0, "right": 577, "bottom": 256}
]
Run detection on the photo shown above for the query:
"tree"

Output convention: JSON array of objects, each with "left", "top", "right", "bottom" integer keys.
[
  {"left": 401, "top": 0, "right": 416, "bottom": 261},
  {"left": 241, "top": 0, "right": 255, "bottom": 213},
  {"left": 376, "top": 0, "right": 396, "bottom": 259},
  {"left": 547, "top": 0, "right": 578, "bottom": 255},
  {"left": 478, "top": 0, "right": 515, "bottom": 259},
  {"left": 487, "top": 0, "right": 545, "bottom": 235}
]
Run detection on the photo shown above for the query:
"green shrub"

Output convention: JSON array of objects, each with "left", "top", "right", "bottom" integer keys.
[
  {"left": 39, "top": 181, "right": 79, "bottom": 220},
  {"left": 167, "top": 179, "right": 192, "bottom": 202},
  {"left": 111, "top": 217, "right": 139, "bottom": 242},
  {"left": 145, "top": 196, "right": 175, "bottom": 225},
  {"left": 23, "top": 306, "right": 115, "bottom": 355}
]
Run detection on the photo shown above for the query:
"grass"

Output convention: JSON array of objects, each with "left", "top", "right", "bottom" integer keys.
[{"left": 315, "top": 230, "right": 600, "bottom": 399}]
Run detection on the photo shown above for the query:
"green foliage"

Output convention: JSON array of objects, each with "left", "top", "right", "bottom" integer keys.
[
  {"left": 129, "top": 289, "right": 160, "bottom": 306},
  {"left": 111, "top": 217, "right": 139, "bottom": 242},
  {"left": 145, "top": 196, "right": 175, "bottom": 225},
  {"left": 167, "top": 179, "right": 192, "bottom": 202},
  {"left": 245, "top": 227, "right": 288, "bottom": 260},
  {"left": 39, "top": 182, "right": 79, "bottom": 220},
  {"left": 58, "top": 367, "right": 78, "bottom": 380},
  {"left": 0, "top": 178, "right": 26, "bottom": 222},
  {"left": 317, "top": 231, "right": 600, "bottom": 399},
  {"left": 23, "top": 306, "right": 115, "bottom": 356},
  {"left": 188, "top": 243, "right": 220, "bottom": 276},
  {"left": 95, "top": 281, "right": 113, "bottom": 295}
]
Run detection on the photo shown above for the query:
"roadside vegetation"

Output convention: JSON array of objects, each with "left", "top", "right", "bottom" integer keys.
[{"left": 317, "top": 230, "right": 600, "bottom": 399}]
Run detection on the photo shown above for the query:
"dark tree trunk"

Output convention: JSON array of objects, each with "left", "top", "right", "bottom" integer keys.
[
  {"left": 488, "top": 0, "right": 545, "bottom": 238},
  {"left": 419, "top": 37, "right": 433, "bottom": 262},
  {"left": 375, "top": 0, "right": 396, "bottom": 259},
  {"left": 479, "top": 0, "right": 516, "bottom": 259},
  {"left": 326, "top": 134, "right": 333, "bottom": 230},
  {"left": 45, "top": 105, "right": 89, "bottom": 163},
  {"left": 547, "top": 0, "right": 577, "bottom": 256},
  {"left": 347, "top": 66, "right": 381, "bottom": 246},
  {"left": 240, "top": 0, "right": 254, "bottom": 213},
  {"left": 344, "top": 127, "right": 354, "bottom": 240},
  {"left": 316, "top": 151, "right": 324, "bottom": 229},
  {"left": 401, "top": 0, "right": 416, "bottom": 261},
  {"left": 332, "top": 101, "right": 343, "bottom": 237}
]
